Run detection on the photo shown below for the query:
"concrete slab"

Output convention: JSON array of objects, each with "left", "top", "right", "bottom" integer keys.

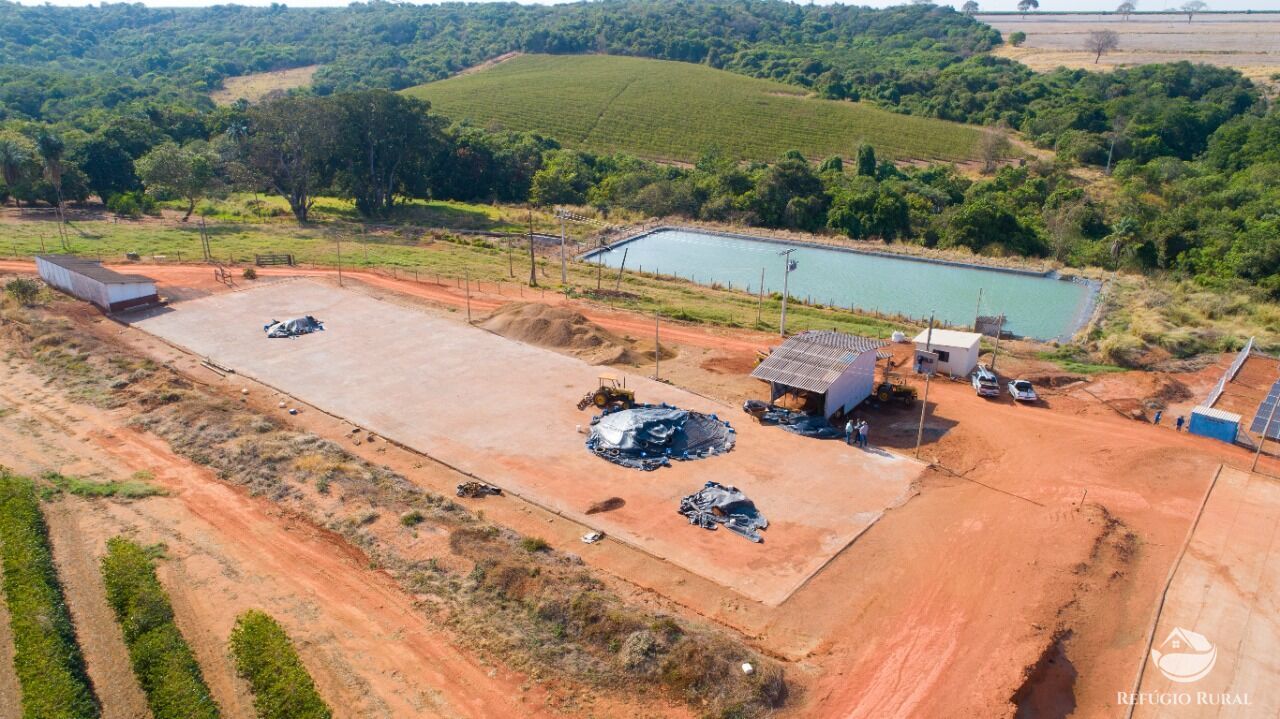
[
  {"left": 132, "top": 279, "right": 922, "bottom": 605},
  {"left": 1133, "top": 466, "right": 1280, "bottom": 716}
]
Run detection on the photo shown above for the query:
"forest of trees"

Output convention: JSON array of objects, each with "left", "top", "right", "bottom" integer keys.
[{"left": 1, "top": 0, "right": 1278, "bottom": 296}]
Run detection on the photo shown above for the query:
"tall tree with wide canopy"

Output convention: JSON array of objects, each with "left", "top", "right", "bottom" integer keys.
[
  {"left": 331, "top": 91, "right": 447, "bottom": 217},
  {"left": 240, "top": 96, "right": 337, "bottom": 224},
  {"left": 136, "top": 141, "right": 218, "bottom": 220}
]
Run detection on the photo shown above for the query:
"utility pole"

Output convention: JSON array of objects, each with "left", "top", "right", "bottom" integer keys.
[
  {"left": 991, "top": 315, "right": 1005, "bottom": 371},
  {"left": 974, "top": 288, "right": 983, "bottom": 330},
  {"left": 558, "top": 209, "right": 568, "bottom": 285},
  {"left": 335, "top": 236, "right": 344, "bottom": 287},
  {"left": 778, "top": 248, "right": 797, "bottom": 336},
  {"left": 654, "top": 311, "right": 661, "bottom": 380},
  {"left": 527, "top": 208, "right": 537, "bottom": 287},
  {"left": 597, "top": 241, "right": 604, "bottom": 291},
  {"left": 614, "top": 247, "right": 628, "bottom": 292},
  {"left": 916, "top": 310, "right": 936, "bottom": 459},
  {"left": 1253, "top": 386, "right": 1279, "bottom": 472},
  {"left": 506, "top": 237, "right": 514, "bottom": 278},
  {"left": 756, "top": 267, "right": 765, "bottom": 327},
  {"left": 465, "top": 269, "right": 472, "bottom": 323}
]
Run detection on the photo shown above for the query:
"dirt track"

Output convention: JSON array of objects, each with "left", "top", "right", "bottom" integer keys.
[
  {"left": 4, "top": 259, "right": 1280, "bottom": 716},
  {"left": 0, "top": 363, "right": 566, "bottom": 719}
]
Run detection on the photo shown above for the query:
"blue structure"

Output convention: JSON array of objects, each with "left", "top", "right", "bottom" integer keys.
[{"left": 1189, "top": 406, "right": 1242, "bottom": 445}]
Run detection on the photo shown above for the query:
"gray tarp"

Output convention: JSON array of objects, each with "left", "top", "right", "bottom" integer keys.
[
  {"left": 678, "top": 481, "right": 768, "bottom": 543},
  {"left": 585, "top": 404, "right": 736, "bottom": 471},
  {"left": 264, "top": 315, "right": 324, "bottom": 338}
]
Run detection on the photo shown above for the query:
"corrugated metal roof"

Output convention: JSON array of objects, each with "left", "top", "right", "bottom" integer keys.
[
  {"left": 37, "top": 255, "right": 154, "bottom": 285},
  {"left": 1193, "top": 405, "right": 1242, "bottom": 424},
  {"left": 751, "top": 331, "right": 885, "bottom": 394}
]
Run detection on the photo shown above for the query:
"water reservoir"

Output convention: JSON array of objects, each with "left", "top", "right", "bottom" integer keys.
[{"left": 591, "top": 228, "right": 1096, "bottom": 340}]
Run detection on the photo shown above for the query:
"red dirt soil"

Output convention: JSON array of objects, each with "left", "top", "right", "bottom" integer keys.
[{"left": 6, "top": 259, "right": 1280, "bottom": 717}]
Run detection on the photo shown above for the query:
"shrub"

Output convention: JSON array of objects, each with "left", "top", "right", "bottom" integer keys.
[
  {"left": 4, "top": 277, "right": 40, "bottom": 306},
  {"left": 400, "top": 510, "right": 424, "bottom": 526},
  {"left": 242, "top": 267, "right": 258, "bottom": 280},
  {"left": 520, "top": 536, "right": 550, "bottom": 553},
  {"left": 1009, "top": 31, "right": 1027, "bottom": 46},
  {"left": 100, "top": 537, "right": 220, "bottom": 719},
  {"left": 0, "top": 471, "right": 100, "bottom": 718},
  {"left": 229, "top": 610, "right": 331, "bottom": 719},
  {"left": 106, "top": 191, "right": 158, "bottom": 218}
]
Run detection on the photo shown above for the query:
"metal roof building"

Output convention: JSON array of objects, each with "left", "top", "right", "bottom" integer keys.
[
  {"left": 35, "top": 255, "right": 158, "bottom": 313},
  {"left": 751, "top": 330, "right": 887, "bottom": 418}
]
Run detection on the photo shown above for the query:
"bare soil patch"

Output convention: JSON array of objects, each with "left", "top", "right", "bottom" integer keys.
[
  {"left": 210, "top": 65, "right": 320, "bottom": 105},
  {"left": 482, "top": 301, "right": 638, "bottom": 364}
]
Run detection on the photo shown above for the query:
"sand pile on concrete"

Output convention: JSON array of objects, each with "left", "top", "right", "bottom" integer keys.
[{"left": 482, "top": 302, "right": 635, "bottom": 364}]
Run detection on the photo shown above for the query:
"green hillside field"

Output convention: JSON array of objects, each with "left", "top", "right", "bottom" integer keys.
[{"left": 404, "top": 54, "right": 985, "bottom": 165}]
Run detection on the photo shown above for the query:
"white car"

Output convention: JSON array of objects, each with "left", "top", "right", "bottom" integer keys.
[
  {"left": 1008, "top": 378, "right": 1039, "bottom": 402},
  {"left": 971, "top": 364, "right": 1000, "bottom": 397}
]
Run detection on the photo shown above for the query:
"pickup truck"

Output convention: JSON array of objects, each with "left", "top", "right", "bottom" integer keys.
[
  {"left": 1008, "top": 378, "right": 1039, "bottom": 402},
  {"left": 971, "top": 364, "right": 1001, "bottom": 397}
]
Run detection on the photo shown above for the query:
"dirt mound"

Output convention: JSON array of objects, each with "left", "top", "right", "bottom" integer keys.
[{"left": 482, "top": 303, "right": 637, "bottom": 364}]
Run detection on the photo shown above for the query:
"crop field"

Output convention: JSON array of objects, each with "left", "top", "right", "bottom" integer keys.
[
  {"left": 982, "top": 13, "right": 1280, "bottom": 85},
  {"left": 210, "top": 65, "right": 320, "bottom": 104},
  {"left": 405, "top": 54, "right": 985, "bottom": 164}
]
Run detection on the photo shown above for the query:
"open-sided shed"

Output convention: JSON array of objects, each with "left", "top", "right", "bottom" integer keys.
[
  {"left": 35, "top": 255, "right": 158, "bottom": 313},
  {"left": 751, "top": 330, "right": 887, "bottom": 418}
]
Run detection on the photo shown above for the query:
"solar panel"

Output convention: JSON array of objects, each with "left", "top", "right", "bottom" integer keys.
[{"left": 1249, "top": 379, "right": 1280, "bottom": 439}]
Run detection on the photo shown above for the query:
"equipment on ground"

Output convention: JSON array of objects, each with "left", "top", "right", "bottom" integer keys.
[
  {"left": 678, "top": 481, "right": 768, "bottom": 543},
  {"left": 264, "top": 315, "right": 324, "bottom": 338},
  {"left": 576, "top": 373, "right": 636, "bottom": 411},
  {"left": 874, "top": 380, "right": 917, "bottom": 405},
  {"left": 456, "top": 481, "right": 502, "bottom": 498}
]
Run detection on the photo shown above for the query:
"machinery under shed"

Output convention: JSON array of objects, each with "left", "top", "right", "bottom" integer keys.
[
  {"left": 35, "top": 255, "right": 158, "bottom": 313},
  {"left": 751, "top": 330, "right": 887, "bottom": 419}
]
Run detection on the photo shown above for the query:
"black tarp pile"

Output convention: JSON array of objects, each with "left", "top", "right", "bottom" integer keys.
[
  {"left": 585, "top": 404, "right": 735, "bottom": 471},
  {"left": 678, "top": 481, "right": 768, "bottom": 543},
  {"left": 264, "top": 315, "right": 324, "bottom": 338},
  {"left": 755, "top": 406, "right": 842, "bottom": 439}
]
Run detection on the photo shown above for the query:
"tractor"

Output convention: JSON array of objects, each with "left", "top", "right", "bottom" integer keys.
[
  {"left": 874, "top": 357, "right": 918, "bottom": 406},
  {"left": 576, "top": 373, "right": 636, "bottom": 411}
]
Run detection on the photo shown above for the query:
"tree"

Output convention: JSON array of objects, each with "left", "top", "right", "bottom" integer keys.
[
  {"left": 136, "top": 142, "right": 217, "bottom": 220},
  {"left": 819, "top": 155, "right": 843, "bottom": 174},
  {"left": 1085, "top": 30, "right": 1120, "bottom": 64},
  {"left": 1008, "top": 31, "right": 1027, "bottom": 47},
  {"left": 241, "top": 96, "right": 337, "bottom": 224},
  {"left": 331, "top": 91, "right": 447, "bottom": 217},
  {"left": 36, "top": 132, "right": 70, "bottom": 247},
  {"left": 961, "top": 1, "right": 979, "bottom": 15},
  {"left": 855, "top": 144, "right": 877, "bottom": 177},
  {"left": 1117, "top": 1, "right": 1136, "bottom": 20},
  {"left": 1181, "top": 1, "right": 1206, "bottom": 22},
  {"left": 0, "top": 135, "right": 34, "bottom": 205},
  {"left": 978, "top": 128, "right": 1010, "bottom": 174},
  {"left": 1017, "top": 0, "right": 1039, "bottom": 18},
  {"left": 529, "top": 151, "right": 595, "bottom": 206}
]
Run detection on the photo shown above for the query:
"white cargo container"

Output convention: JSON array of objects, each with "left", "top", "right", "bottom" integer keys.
[{"left": 35, "top": 255, "right": 158, "bottom": 312}]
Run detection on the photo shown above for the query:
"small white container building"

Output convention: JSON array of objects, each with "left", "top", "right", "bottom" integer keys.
[
  {"left": 913, "top": 328, "right": 982, "bottom": 377},
  {"left": 35, "top": 255, "right": 158, "bottom": 313},
  {"left": 751, "top": 330, "right": 888, "bottom": 418}
]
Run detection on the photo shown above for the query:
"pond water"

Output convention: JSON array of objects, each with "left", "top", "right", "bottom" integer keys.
[{"left": 592, "top": 229, "right": 1096, "bottom": 340}]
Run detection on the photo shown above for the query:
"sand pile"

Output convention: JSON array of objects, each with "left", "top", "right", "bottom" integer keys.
[{"left": 482, "top": 302, "right": 636, "bottom": 364}]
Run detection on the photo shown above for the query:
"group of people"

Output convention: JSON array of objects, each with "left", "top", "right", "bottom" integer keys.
[
  {"left": 1152, "top": 410, "right": 1186, "bottom": 431},
  {"left": 844, "top": 418, "right": 870, "bottom": 448}
]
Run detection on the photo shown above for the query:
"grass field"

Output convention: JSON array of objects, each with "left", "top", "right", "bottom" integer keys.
[
  {"left": 210, "top": 65, "right": 320, "bottom": 105},
  {"left": 404, "top": 54, "right": 985, "bottom": 164}
]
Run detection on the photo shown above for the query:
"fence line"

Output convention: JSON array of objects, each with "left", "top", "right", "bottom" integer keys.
[{"left": 1203, "top": 336, "right": 1255, "bottom": 408}]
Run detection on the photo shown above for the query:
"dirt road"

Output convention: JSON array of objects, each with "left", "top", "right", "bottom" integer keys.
[{"left": 0, "top": 364, "right": 562, "bottom": 719}]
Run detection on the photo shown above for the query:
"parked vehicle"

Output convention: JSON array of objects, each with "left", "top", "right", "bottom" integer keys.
[
  {"left": 971, "top": 364, "right": 1000, "bottom": 397},
  {"left": 1008, "top": 378, "right": 1039, "bottom": 402}
]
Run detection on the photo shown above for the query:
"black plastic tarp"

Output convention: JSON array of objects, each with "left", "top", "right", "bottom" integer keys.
[
  {"left": 585, "top": 404, "right": 735, "bottom": 470},
  {"left": 264, "top": 315, "right": 324, "bottom": 338},
  {"left": 678, "top": 481, "right": 768, "bottom": 543}
]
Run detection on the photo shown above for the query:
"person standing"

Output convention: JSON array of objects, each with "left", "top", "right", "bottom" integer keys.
[
  {"left": 858, "top": 420, "right": 869, "bottom": 448},
  {"left": 845, "top": 419, "right": 855, "bottom": 446},
  {"left": 1176, "top": 415, "right": 1185, "bottom": 432},
  {"left": 1153, "top": 410, "right": 1163, "bottom": 426}
]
